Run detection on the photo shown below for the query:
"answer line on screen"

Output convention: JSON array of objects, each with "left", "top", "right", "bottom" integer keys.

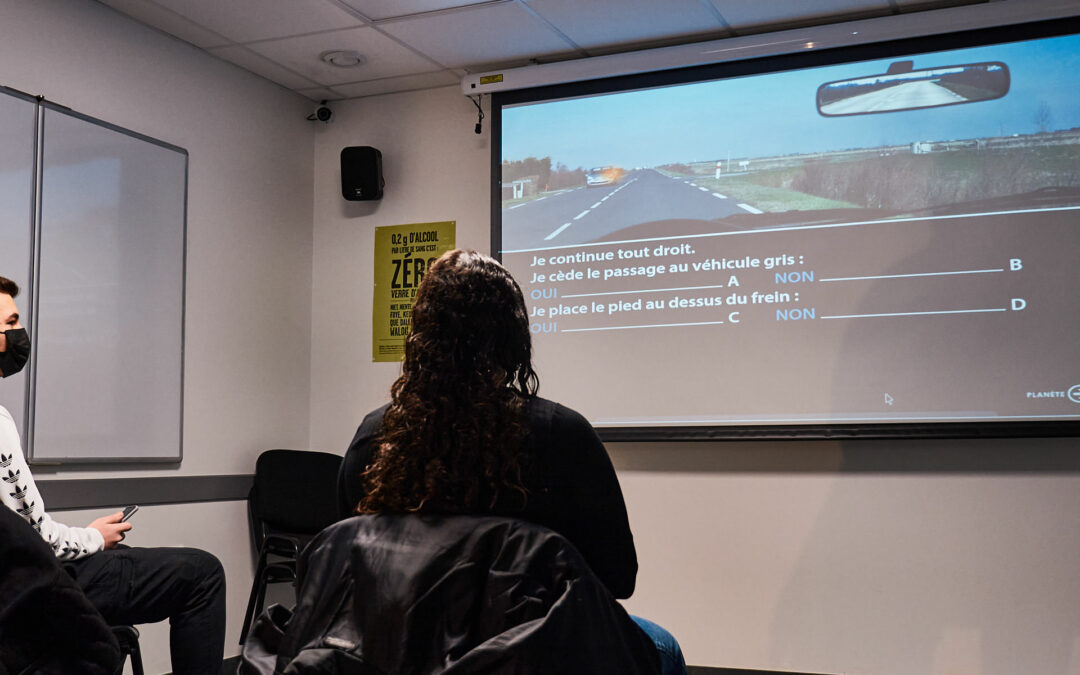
[
  {"left": 821, "top": 308, "right": 1006, "bottom": 319},
  {"left": 562, "top": 320, "right": 725, "bottom": 332},
  {"left": 819, "top": 268, "right": 1004, "bottom": 282},
  {"left": 544, "top": 222, "right": 573, "bottom": 240},
  {"left": 563, "top": 284, "right": 726, "bottom": 298}
]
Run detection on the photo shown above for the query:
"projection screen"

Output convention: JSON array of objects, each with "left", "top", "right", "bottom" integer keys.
[{"left": 492, "top": 19, "right": 1080, "bottom": 440}]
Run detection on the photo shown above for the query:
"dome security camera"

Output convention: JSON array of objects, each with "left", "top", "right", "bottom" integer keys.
[{"left": 308, "top": 101, "right": 333, "bottom": 123}]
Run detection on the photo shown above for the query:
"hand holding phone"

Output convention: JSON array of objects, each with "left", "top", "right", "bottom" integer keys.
[
  {"left": 89, "top": 508, "right": 134, "bottom": 549},
  {"left": 120, "top": 505, "right": 139, "bottom": 522}
]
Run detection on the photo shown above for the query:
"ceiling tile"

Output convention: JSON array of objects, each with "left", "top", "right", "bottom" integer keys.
[
  {"left": 97, "top": 0, "right": 231, "bottom": 48},
  {"left": 150, "top": 0, "right": 366, "bottom": 43},
  {"left": 207, "top": 45, "right": 322, "bottom": 90},
  {"left": 338, "top": 0, "right": 498, "bottom": 22},
  {"left": 523, "top": 0, "right": 727, "bottom": 50},
  {"left": 331, "top": 70, "right": 461, "bottom": 97},
  {"left": 709, "top": 0, "right": 892, "bottom": 33},
  {"left": 295, "top": 86, "right": 347, "bottom": 102},
  {"left": 892, "top": 0, "right": 983, "bottom": 9},
  {"left": 245, "top": 26, "right": 440, "bottom": 85},
  {"left": 378, "top": 1, "right": 577, "bottom": 69}
]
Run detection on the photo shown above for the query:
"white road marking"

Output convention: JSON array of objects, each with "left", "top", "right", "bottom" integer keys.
[
  {"left": 545, "top": 222, "right": 573, "bottom": 240},
  {"left": 509, "top": 196, "right": 546, "bottom": 210},
  {"left": 738, "top": 203, "right": 763, "bottom": 214},
  {"left": 712, "top": 193, "right": 727, "bottom": 199},
  {"left": 573, "top": 210, "right": 590, "bottom": 220},
  {"left": 698, "top": 187, "right": 709, "bottom": 192},
  {"left": 591, "top": 201, "right": 602, "bottom": 209}
]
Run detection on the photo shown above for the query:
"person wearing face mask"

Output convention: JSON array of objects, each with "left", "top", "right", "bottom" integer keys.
[{"left": 0, "top": 275, "right": 227, "bottom": 675}]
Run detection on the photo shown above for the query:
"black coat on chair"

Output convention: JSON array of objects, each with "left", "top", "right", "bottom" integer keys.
[{"left": 240, "top": 514, "right": 660, "bottom": 674}]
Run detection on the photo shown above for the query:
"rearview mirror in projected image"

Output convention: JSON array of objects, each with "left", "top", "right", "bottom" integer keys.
[
  {"left": 497, "top": 28, "right": 1080, "bottom": 433},
  {"left": 817, "top": 60, "right": 1010, "bottom": 115}
]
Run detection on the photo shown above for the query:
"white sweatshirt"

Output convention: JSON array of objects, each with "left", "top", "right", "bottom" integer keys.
[{"left": 0, "top": 405, "right": 104, "bottom": 560}]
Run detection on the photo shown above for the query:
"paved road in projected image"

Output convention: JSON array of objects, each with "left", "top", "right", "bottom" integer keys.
[
  {"left": 820, "top": 80, "right": 967, "bottom": 115},
  {"left": 502, "top": 168, "right": 749, "bottom": 251}
]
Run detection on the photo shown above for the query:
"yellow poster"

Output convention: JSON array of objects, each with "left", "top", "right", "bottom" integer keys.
[{"left": 372, "top": 221, "right": 456, "bottom": 361}]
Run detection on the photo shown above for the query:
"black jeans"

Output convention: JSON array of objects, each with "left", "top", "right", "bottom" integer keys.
[{"left": 65, "top": 546, "right": 226, "bottom": 675}]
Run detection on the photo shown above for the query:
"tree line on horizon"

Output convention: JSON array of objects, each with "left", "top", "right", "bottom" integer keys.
[{"left": 502, "top": 156, "right": 586, "bottom": 191}]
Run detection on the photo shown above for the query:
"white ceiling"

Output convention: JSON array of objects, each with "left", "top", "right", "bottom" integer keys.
[{"left": 95, "top": 0, "right": 988, "bottom": 101}]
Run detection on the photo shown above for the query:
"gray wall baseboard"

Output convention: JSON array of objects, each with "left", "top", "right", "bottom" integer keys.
[{"left": 37, "top": 474, "right": 253, "bottom": 510}]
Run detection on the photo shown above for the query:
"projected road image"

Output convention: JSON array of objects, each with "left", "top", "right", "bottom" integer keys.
[
  {"left": 502, "top": 131, "right": 1080, "bottom": 252},
  {"left": 500, "top": 34, "right": 1080, "bottom": 253},
  {"left": 504, "top": 169, "right": 750, "bottom": 248}
]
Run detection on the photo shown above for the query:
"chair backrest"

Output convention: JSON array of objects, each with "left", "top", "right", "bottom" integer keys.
[{"left": 251, "top": 449, "right": 343, "bottom": 536}]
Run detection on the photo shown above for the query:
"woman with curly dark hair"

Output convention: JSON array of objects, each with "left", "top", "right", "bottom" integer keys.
[
  {"left": 338, "top": 249, "right": 685, "bottom": 673},
  {"left": 352, "top": 247, "right": 538, "bottom": 518}
]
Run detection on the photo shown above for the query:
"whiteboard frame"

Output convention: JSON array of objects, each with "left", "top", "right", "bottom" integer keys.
[{"left": 15, "top": 95, "right": 188, "bottom": 464}]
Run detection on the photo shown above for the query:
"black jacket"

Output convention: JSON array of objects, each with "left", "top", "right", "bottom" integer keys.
[
  {"left": 339, "top": 398, "right": 638, "bottom": 599},
  {"left": 241, "top": 514, "right": 660, "bottom": 674},
  {"left": 0, "top": 506, "right": 121, "bottom": 675}
]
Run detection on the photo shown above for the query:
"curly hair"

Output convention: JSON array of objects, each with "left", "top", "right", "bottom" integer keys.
[{"left": 357, "top": 249, "right": 539, "bottom": 514}]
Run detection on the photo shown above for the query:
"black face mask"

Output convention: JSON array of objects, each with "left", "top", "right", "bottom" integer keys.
[{"left": 0, "top": 328, "right": 30, "bottom": 378}]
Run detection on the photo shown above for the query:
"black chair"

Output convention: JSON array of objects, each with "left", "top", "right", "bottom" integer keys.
[
  {"left": 111, "top": 625, "right": 144, "bottom": 675},
  {"left": 239, "top": 449, "right": 343, "bottom": 644}
]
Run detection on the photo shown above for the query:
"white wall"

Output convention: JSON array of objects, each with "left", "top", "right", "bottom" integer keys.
[
  {"left": 0, "top": 0, "right": 315, "bottom": 669},
  {"left": 309, "top": 86, "right": 492, "bottom": 450},
  {"left": 309, "top": 85, "right": 1080, "bottom": 674},
  {"left": 6, "top": 1, "right": 1080, "bottom": 673}
]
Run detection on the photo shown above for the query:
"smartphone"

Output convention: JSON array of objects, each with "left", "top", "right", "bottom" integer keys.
[{"left": 120, "top": 505, "right": 139, "bottom": 522}]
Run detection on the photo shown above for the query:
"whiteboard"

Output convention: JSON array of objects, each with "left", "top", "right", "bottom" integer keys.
[
  {"left": 0, "top": 90, "right": 187, "bottom": 463},
  {"left": 0, "top": 89, "right": 36, "bottom": 441}
]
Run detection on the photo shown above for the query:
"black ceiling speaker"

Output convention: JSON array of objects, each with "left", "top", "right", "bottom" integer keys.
[{"left": 341, "top": 146, "right": 384, "bottom": 201}]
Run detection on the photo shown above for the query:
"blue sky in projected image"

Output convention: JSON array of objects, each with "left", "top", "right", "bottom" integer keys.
[{"left": 502, "top": 33, "right": 1080, "bottom": 170}]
